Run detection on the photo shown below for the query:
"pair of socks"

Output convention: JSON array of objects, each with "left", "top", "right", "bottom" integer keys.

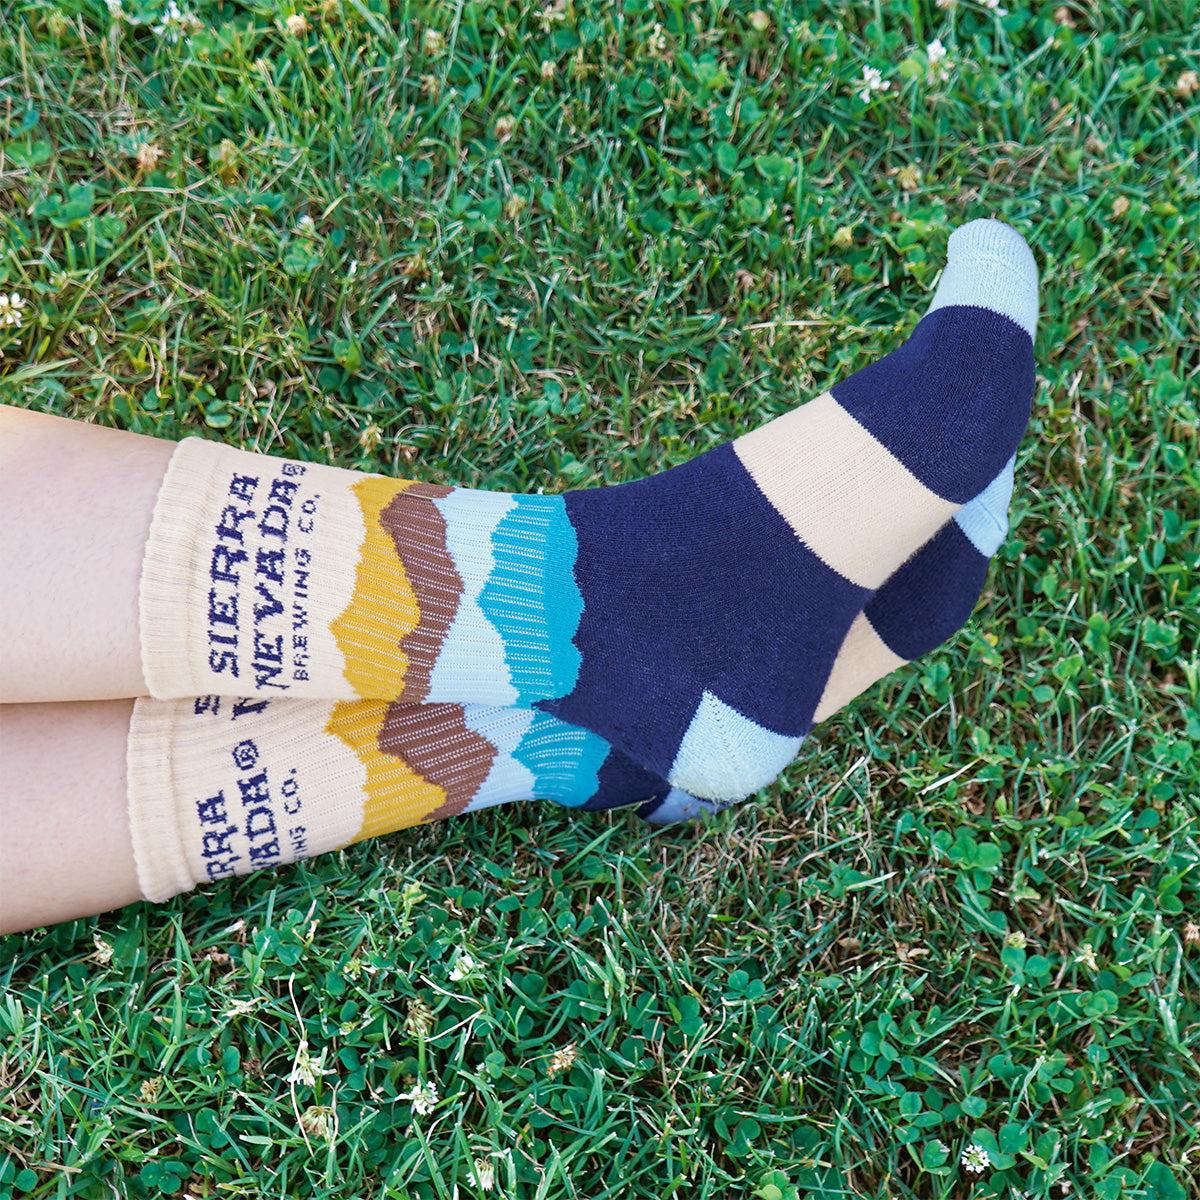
[{"left": 128, "top": 219, "right": 1038, "bottom": 900}]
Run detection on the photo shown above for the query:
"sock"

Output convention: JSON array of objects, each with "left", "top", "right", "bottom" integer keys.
[
  {"left": 127, "top": 695, "right": 673, "bottom": 901},
  {"left": 138, "top": 219, "right": 1036, "bottom": 801},
  {"left": 128, "top": 457, "right": 1016, "bottom": 901}
]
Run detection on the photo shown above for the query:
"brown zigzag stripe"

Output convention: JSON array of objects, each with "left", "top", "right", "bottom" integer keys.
[
  {"left": 377, "top": 702, "right": 498, "bottom": 820},
  {"left": 378, "top": 482, "right": 463, "bottom": 703}
]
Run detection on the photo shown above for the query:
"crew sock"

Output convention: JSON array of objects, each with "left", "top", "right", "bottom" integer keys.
[{"left": 127, "top": 694, "right": 672, "bottom": 901}]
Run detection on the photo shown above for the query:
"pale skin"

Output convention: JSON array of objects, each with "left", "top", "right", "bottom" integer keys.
[
  {"left": 0, "top": 405, "right": 171, "bottom": 701},
  {"left": 1, "top": 701, "right": 142, "bottom": 932},
  {"left": 1, "top": 405, "right": 174, "bottom": 932}
]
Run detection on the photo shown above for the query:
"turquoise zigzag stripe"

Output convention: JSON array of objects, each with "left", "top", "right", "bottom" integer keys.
[
  {"left": 512, "top": 712, "right": 609, "bottom": 807},
  {"left": 477, "top": 494, "right": 583, "bottom": 704}
]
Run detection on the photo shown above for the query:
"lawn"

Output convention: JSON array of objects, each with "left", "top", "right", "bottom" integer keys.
[{"left": 1, "top": 0, "right": 1198, "bottom": 1196}]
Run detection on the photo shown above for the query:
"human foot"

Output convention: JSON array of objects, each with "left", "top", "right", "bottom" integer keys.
[{"left": 139, "top": 220, "right": 1036, "bottom": 802}]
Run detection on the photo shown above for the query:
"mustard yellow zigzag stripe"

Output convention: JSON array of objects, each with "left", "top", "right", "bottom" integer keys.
[
  {"left": 330, "top": 476, "right": 421, "bottom": 700},
  {"left": 326, "top": 701, "right": 447, "bottom": 842}
]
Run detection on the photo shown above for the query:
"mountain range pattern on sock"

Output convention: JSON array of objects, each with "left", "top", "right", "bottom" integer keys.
[{"left": 140, "top": 220, "right": 1037, "bottom": 804}]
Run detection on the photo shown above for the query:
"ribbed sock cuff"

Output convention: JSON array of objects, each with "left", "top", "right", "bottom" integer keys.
[
  {"left": 137, "top": 438, "right": 382, "bottom": 701},
  {"left": 126, "top": 698, "right": 197, "bottom": 902},
  {"left": 138, "top": 438, "right": 233, "bottom": 698}
]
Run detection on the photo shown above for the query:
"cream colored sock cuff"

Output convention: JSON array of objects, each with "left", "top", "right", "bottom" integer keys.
[
  {"left": 139, "top": 438, "right": 237, "bottom": 699},
  {"left": 126, "top": 697, "right": 198, "bottom": 902},
  {"left": 126, "top": 696, "right": 374, "bottom": 903},
  {"left": 138, "top": 437, "right": 374, "bottom": 701}
]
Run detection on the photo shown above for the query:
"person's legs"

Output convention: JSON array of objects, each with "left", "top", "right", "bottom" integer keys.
[
  {"left": 0, "top": 407, "right": 172, "bottom": 701},
  {"left": 0, "top": 693, "right": 676, "bottom": 930},
  {"left": 0, "top": 447, "right": 1016, "bottom": 931},
  {"left": 0, "top": 700, "right": 142, "bottom": 932}
]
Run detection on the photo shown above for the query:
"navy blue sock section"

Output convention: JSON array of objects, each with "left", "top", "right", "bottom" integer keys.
[
  {"left": 865, "top": 521, "right": 989, "bottom": 661},
  {"left": 832, "top": 306, "right": 1033, "bottom": 502},
  {"left": 582, "top": 750, "right": 671, "bottom": 812},
  {"left": 543, "top": 443, "right": 869, "bottom": 778}
]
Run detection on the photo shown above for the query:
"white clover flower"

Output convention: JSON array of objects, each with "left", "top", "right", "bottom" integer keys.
[
  {"left": 300, "top": 1104, "right": 333, "bottom": 1138},
  {"left": 857, "top": 65, "right": 891, "bottom": 103},
  {"left": 982, "top": 0, "right": 1008, "bottom": 13},
  {"left": 449, "top": 950, "right": 478, "bottom": 982},
  {"left": 400, "top": 1080, "right": 438, "bottom": 1115},
  {"left": 538, "top": 1, "right": 566, "bottom": 30},
  {"left": 470, "top": 1156, "right": 496, "bottom": 1191},
  {"left": 136, "top": 141, "right": 164, "bottom": 172},
  {"left": 547, "top": 1043, "right": 578, "bottom": 1077},
  {"left": 0, "top": 292, "right": 27, "bottom": 328},
  {"left": 287, "top": 1040, "right": 333, "bottom": 1088},
  {"left": 926, "top": 38, "right": 952, "bottom": 83},
  {"left": 153, "top": 0, "right": 201, "bottom": 42},
  {"left": 405, "top": 997, "right": 434, "bottom": 1037},
  {"left": 961, "top": 1143, "right": 991, "bottom": 1175}
]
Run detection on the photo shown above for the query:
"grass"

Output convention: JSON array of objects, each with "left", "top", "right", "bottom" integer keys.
[{"left": 1, "top": 0, "right": 1198, "bottom": 1195}]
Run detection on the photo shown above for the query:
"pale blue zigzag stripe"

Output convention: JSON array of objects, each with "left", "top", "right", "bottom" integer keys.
[
  {"left": 427, "top": 489, "right": 519, "bottom": 706},
  {"left": 459, "top": 704, "right": 536, "bottom": 811}
]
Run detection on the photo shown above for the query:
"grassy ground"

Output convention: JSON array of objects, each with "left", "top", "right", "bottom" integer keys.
[{"left": 1, "top": 0, "right": 1198, "bottom": 1196}]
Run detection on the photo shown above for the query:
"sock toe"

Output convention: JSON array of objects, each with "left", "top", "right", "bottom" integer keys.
[
  {"left": 638, "top": 787, "right": 727, "bottom": 825},
  {"left": 927, "top": 218, "right": 1039, "bottom": 340}
]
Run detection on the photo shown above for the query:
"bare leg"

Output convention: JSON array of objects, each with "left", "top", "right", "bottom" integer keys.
[
  {"left": 0, "top": 701, "right": 142, "bottom": 932},
  {"left": 0, "top": 406, "right": 172, "bottom": 701}
]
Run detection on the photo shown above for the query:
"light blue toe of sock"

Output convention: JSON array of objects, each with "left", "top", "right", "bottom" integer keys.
[
  {"left": 641, "top": 787, "right": 729, "bottom": 825},
  {"left": 927, "top": 219, "right": 1039, "bottom": 341}
]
